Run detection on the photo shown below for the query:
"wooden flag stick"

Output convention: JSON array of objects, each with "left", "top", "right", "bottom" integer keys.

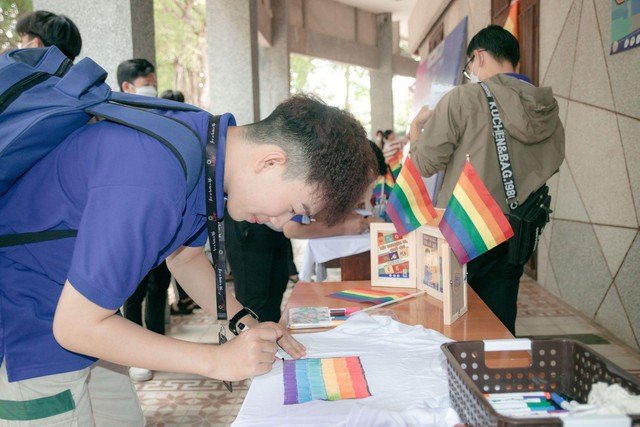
[{"left": 355, "top": 290, "right": 426, "bottom": 314}]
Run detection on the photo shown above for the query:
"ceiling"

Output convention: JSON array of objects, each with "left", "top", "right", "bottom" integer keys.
[{"left": 333, "top": 0, "right": 417, "bottom": 39}]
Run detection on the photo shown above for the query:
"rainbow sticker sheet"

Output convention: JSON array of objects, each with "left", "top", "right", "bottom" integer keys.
[{"left": 283, "top": 357, "right": 371, "bottom": 405}]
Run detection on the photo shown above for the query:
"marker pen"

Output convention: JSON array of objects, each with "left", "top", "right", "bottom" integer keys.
[
  {"left": 486, "top": 397, "right": 545, "bottom": 403},
  {"left": 550, "top": 392, "right": 572, "bottom": 410},
  {"left": 507, "top": 409, "right": 569, "bottom": 418},
  {"left": 491, "top": 401, "right": 556, "bottom": 409},
  {"left": 329, "top": 307, "right": 361, "bottom": 316},
  {"left": 485, "top": 391, "right": 550, "bottom": 400}
]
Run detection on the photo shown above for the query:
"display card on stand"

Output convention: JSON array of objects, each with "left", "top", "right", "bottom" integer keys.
[
  {"left": 369, "top": 222, "right": 416, "bottom": 289},
  {"left": 415, "top": 215, "right": 468, "bottom": 325}
]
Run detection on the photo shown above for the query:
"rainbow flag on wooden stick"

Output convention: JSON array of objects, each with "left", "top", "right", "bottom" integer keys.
[
  {"left": 439, "top": 159, "right": 514, "bottom": 264},
  {"left": 385, "top": 156, "right": 437, "bottom": 236},
  {"left": 387, "top": 149, "right": 403, "bottom": 180},
  {"left": 503, "top": 0, "right": 519, "bottom": 40}
]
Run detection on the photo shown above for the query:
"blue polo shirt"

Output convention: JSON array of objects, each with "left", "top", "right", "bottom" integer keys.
[{"left": 0, "top": 110, "right": 212, "bottom": 382}]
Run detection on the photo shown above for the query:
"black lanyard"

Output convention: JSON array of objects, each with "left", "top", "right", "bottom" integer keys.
[{"left": 205, "top": 113, "right": 235, "bottom": 320}]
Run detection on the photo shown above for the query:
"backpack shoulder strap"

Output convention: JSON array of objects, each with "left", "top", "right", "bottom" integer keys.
[
  {"left": 108, "top": 91, "right": 201, "bottom": 112},
  {"left": 86, "top": 102, "right": 205, "bottom": 195}
]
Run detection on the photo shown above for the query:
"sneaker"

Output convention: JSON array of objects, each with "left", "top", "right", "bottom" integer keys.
[{"left": 129, "top": 367, "right": 153, "bottom": 382}]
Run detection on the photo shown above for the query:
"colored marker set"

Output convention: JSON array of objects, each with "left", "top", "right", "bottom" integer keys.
[{"left": 484, "top": 391, "right": 573, "bottom": 418}]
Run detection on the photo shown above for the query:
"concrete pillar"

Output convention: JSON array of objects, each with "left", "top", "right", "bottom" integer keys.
[
  {"left": 259, "top": 0, "right": 290, "bottom": 119},
  {"left": 207, "top": 0, "right": 260, "bottom": 124},
  {"left": 33, "top": 0, "right": 155, "bottom": 90},
  {"left": 369, "top": 13, "right": 394, "bottom": 138}
]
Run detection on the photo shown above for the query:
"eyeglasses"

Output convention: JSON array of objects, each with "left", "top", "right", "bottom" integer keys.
[{"left": 462, "top": 49, "right": 486, "bottom": 80}]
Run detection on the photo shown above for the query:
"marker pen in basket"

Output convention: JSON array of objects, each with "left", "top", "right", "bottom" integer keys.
[
  {"left": 550, "top": 392, "right": 572, "bottom": 410},
  {"left": 485, "top": 391, "right": 550, "bottom": 399}
]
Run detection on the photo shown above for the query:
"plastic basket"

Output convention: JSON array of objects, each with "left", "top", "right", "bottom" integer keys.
[{"left": 441, "top": 339, "right": 640, "bottom": 426}]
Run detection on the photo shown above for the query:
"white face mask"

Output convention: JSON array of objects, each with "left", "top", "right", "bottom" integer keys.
[
  {"left": 468, "top": 54, "right": 482, "bottom": 84},
  {"left": 134, "top": 85, "right": 157, "bottom": 98}
]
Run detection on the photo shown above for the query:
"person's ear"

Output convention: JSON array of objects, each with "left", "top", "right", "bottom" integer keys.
[
  {"left": 33, "top": 37, "right": 45, "bottom": 48},
  {"left": 255, "top": 150, "right": 287, "bottom": 173},
  {"left": 121, "top": 81, "right": 135, "bottom": 94},
  {"left": 474, "top": 49, "right": 484, "bottom": 68}
]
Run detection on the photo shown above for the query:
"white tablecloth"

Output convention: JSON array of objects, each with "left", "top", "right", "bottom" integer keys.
[
  {"left": 299, "top": 233, "right": 371, "bottom": 282},
  {"left": 232, "top": 314, "right": 461, "bottom": 427}
]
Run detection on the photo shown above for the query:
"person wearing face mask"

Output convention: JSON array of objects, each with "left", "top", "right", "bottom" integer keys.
[
  {"left": 407, "top": 25, "right": 565, "bottom": 335},
  {"left": 117, "top": 58, "right": 158, "bottom": 98}
]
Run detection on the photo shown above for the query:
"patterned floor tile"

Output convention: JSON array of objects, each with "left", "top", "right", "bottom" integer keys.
[{"left": 517, "top": 279, "right": 574, "bottom": 317}]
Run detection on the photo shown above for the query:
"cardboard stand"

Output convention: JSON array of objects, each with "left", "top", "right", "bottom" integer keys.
[
  {"left": 415, "top": 221, "right": 468, "bottom": 325},
  {"left": 369, "top": 210, "right": 468, "bottom": 325}
]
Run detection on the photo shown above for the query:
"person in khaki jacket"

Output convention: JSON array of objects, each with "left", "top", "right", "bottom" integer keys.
[{"left": 407, "top": 25, "right": 565, "bottom": 335}]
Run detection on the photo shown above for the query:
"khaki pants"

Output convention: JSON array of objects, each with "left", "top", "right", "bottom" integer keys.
[{"left": 0, "top": 360, "right": 144, "bottom": 426}]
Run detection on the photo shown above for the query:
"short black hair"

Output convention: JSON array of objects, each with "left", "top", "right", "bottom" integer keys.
[
  {"left": 16, "top": 11, "right": 82, "bottom": 61},
  {"left": 117, "top": 59, "right": 155, "bottom": 91},
  {"left": 160, "top": 90, "right": 185, "bottom": 102},
  {"left": 245, "top": 94, "right": 377, "bottom": 226},
  {"left": 466, "top": 25, "right": 520, "bottom": 68}
]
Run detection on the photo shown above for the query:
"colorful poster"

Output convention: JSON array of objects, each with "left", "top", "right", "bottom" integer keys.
[
  {"left": 611, "top": 0, "right": 640, "bottom": 54},
  {"left": 375, "top": 231, "right": 411, "bottom": 278}
]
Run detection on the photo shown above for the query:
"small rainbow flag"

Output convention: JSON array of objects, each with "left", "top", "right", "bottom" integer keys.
[
  {"left": 327, "top": 287, "right": 410, "bottom": 305},
  {"left": 503, "top": 0, "right": 519, "bottom": 40},
  {"left": 283, "top": 357, "right": 370, "bottom": 404},
  {"left": 383, "top": 169, "right": 395, "bottom": 198},
  {"left": 439, "top": 159, "right": 514, "bottom": 264},
  {"left": 387, "top": 149, "right": 403, "bottom": 180},
  {"left": 385, "top": 156, "right": 438, "bottom": 237},
  {"left": 370, "top": 175, "right": 384, "bottom": 207}
]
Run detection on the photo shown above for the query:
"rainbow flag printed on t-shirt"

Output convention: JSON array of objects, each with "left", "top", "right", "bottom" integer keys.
[
  {"left": 283, "top": 357, "right": 371, "bottom": 404},
  {"left": 438, "top": 159, "right": 514, "bottom": 264}
]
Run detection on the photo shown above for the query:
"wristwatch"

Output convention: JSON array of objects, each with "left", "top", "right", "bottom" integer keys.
[{"left": 229, "top": 307, "right": 259, "bottom": 336}]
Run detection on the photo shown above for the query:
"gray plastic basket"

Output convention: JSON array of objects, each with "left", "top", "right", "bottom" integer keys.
[{"left": 441, "top": 339, "right": 640, "bottom": 427}]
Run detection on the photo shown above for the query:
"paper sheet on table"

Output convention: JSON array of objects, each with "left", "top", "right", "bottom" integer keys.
[{"left": 232, "top": 314, "right": 461, "bottom": 427}]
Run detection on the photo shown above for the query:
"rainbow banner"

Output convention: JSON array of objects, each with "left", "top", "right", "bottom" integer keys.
[
  {"left": 327, "top": 287, "right": 410, "bottom": 305},
  {"left": 387, "top": 149, "right": 403, "bottom": 180},
  {"left": 385, "top": 157, "right": 438, "bottom": 237},
  {"left": 439, "top": 160, "right": 514, "bottom": 264},
  {"left": 503, "top": 0, "right": 519, "bottom": 40},
  {"left": 283, "top": 357, "right": 371, "bottom": 404}
]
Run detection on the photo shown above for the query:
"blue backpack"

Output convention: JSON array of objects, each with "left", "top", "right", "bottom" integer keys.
[{"left": 0, "top": 46, "right": 206, "bottom": 246}]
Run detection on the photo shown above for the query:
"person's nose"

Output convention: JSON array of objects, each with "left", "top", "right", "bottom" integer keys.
[{"left": 268, "top": 213, "right": 292, "bottom": 228}]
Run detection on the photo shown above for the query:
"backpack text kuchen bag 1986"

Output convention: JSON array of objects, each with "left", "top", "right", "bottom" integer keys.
[{"left": 0, "top": 46, "right": 206, "bottom": 247}]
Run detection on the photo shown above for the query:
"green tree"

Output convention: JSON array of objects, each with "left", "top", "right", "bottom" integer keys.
[
  {"left": 154, "top": 0, "right": 207, "bottom": 108},
  {"left": 290, "top": 54, "right": 371, "bottom": 131},
  {"left": 0, "top": 0, "right": 32, "bottom": 52},
  {"left": 289, "top": 54, "right": 315, "bottom": 94}
]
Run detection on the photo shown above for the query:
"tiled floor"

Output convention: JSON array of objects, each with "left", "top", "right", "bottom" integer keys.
[{"left": 135, "top": 245, "right": 640, "bottom": 426}]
